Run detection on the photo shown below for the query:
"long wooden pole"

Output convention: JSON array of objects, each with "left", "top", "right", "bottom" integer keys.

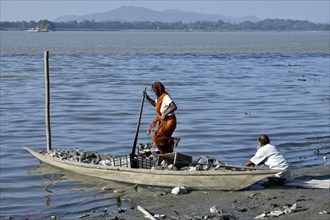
[
  {"left": 131, "top": 87, "right": 147, "bottom": 155},
  {"left": 137, "top": 206, "right": 157, "bottom": 220},
  {"left": 44, "top": 51, "right": 52, "bottom": 151}
]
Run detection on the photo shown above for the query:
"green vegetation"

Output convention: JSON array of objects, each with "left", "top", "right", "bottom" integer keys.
[
  {"left": 0, "top": 19, "right": 55, "bottom": 31},
  {"left": 37, "top": 19, "right": 55, "bottom": 30},
  {"left": 1, "top": 19, "right": 328, "bottom": 31}
]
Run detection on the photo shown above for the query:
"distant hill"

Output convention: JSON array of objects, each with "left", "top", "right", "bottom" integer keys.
[{"left": 53, "top": 6, "right": 260, "bottom": 23}]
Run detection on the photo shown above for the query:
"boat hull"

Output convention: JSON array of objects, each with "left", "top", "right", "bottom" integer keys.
[{"left": 25, "top": 147, "right": 279, "bottom": 190}]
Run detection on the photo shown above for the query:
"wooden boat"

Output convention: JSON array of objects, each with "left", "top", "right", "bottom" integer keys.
[{"left": 25, "top": 147, "right": 280, "bottom": 191}]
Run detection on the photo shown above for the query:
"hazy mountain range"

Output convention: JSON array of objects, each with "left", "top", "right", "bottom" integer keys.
[{"left": 54, "top": 6, "right": 260, "bottom": 23}]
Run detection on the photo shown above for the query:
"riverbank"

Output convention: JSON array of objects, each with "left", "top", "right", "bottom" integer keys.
[{"left": 82, "top": 165, "right": 329, "bottom": 220}]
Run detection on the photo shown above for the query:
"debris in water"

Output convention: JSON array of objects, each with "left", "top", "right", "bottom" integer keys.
[
  {"left": 210, "top": 206, "right": 223, "bottom": 214},
  {"left": 171, "top": 186, "right": 188, "bottom": 195},
  {"left": 101, "top": 186, "right": 112, "bottom": 191},
  {"left": 154, "top": 214, "right": 166, "bottom": 219},
  {"left": 255, "top": 203, "right": 307, "bottom": 219}
]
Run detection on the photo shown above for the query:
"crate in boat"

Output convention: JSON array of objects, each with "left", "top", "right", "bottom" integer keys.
[
  {"left": 137, "top": 156, "right": 156, "bottom": 169},
  {"left": 158, "top": 153, "right": 192, "bottom": 168},
  {"left": 112, "top": 155, "right": 131, "bottom": 167},
  {"left": 129, "top": 154, "right": 156, "bottom": 169}
]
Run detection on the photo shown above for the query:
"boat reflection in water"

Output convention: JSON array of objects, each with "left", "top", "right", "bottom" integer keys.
[{"left": 28, "top": 162, "right": 130, "bottom": 219}]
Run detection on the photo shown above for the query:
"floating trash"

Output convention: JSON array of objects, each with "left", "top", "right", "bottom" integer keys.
[
  {"left": 171, "top": 186, "right": 188, "bottom": 195},
  {"left": 210, "top": 205, "right": 223, "bottom": 214},
  {"left": 154, "top": 214, "right": 166, "bottom": 219},
  {"left": 255, "top": 203, "right": 306, "bottom": 219}
]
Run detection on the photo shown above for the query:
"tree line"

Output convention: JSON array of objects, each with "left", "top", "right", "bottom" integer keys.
[{"left": 1, "top": 19, "right": 329, "bottom": 31}]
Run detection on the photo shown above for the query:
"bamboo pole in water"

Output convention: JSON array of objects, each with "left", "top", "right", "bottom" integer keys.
[
  {"left": 131, "top": 87, "right": 147, "bottom": 155},
  {"left": 44, "top": 51, "right": 52, "bottom": 151}
]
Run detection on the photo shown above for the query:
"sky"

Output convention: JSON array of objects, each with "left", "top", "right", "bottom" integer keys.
[{"left": 1, "top": 0, "right": 329, "bottom": 23}]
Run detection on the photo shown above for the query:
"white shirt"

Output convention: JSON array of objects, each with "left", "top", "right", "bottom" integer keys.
[
  {"left": 250, "top": 144, "right": 290, "bottom": 178},
  {"left": 156, "top": 94, "right": 174, "bottom": 116}
]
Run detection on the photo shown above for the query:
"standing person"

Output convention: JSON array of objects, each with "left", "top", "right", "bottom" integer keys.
[
  {"left": 144, "top": 81, "right": 180, "bottom": 154},
  {"left": 243, "top": 134, "right": 291, "bottom": 186}
]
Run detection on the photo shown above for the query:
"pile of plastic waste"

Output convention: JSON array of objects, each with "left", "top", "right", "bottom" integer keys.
[
  {"left": 47, "top": 148, "right": 114, "bottom": 165},
  {"left": 46, "top": 144, "right": 229, "bottom": 171}
]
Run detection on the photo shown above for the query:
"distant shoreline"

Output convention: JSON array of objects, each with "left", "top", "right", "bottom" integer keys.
[
  {"left": 1, "top": 18, "right": 329, "bottom": 32},
  {"left": 1, "top": 29, "right": 329, "bottom": 33}
]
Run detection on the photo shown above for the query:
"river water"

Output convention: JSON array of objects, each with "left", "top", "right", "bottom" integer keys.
[{"left": 1, "top": 31, "right": 329, "bottom": 218}]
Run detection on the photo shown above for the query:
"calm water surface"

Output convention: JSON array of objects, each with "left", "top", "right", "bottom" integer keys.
[{"left": 1, "top": 31, "right": 329, "bottom": 218}]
